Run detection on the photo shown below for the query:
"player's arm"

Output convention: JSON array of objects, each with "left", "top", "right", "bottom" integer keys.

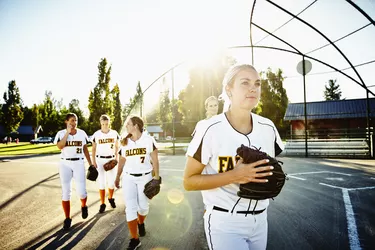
[
  {"left": 183, "top": 157, "right": 273, "bottom": 191},
  {"left": 83, "top": 144, "right": 93, "bottom": 166},
  {"left": 91, "top": 141, "right": 97, "bottom": 168},
  {"left": 150, "top": 149, "right": 160, "bottom": 180},
  {"left": 115, "top": 154, "right": 126, "bottom": 188},
  {"left": 114, "top": 138, "right": 120, "bottom": 163}
]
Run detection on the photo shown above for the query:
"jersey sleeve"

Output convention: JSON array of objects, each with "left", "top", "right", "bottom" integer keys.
[
  {"left": 92, "top": 131, "right": 97, "bottom": 143},
  {"left": 82, "top": 130, "right": 89, "bottom": 145},
  {"left": 152, "top": 136, "right": 158, "bottom": 151},
  {"left": 53, "top": 131, "right": 61, "bottom": 144},
  {"left": 186, "top": 121, "right": 212, "bottom": 165}
]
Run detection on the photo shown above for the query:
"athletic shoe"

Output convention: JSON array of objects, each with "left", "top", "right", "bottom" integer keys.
[
  {"left": 63, "top": 218, "right": 72, "bottom": 230},
  {"left": 108, "top": 198, "right": 116, "bottom": 208},
  {"left": 138, "top": 223, "right": 146, "bottom": 237},
  {"left": 81, "top": 206, "right": 88, "bottom": 219},
  {"left": 99, "top": 203, "right": 106, "bottom": 213},
  {"left": 127, "top": 238, "right": 141, "bottom": 250}
]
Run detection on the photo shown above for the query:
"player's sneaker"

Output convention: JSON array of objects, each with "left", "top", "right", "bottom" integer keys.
[
  {"left": 108, "top": 198, "right": 116, "bottom": 208},
  {"left": 127, "top": 238, "right": 141, "bottom": 250},
  {"left": 81, "top": 206, "right": 88, "bottom": 219},
  {"left": 138, "top": 223, "right": 146, "bottom": 237},
  {"left": 99, "top": 204, "right": 106, "bottom": 213},
  {"left": 63, "top": 218, "right": 72, "bottom": 230}
]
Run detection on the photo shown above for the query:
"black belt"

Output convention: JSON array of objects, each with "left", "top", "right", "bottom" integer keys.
[
  {"left": 213, "top": 206, "right": 265, "bottom": 215},
  {"left": 96, "top": 155, "right": 114, "bottom": 159},
  {"left": 128, "top": 171, "right": 151, "bottom": 177},
  {"left": 62, "top": 158, "right": 83, "bottom": 161}
]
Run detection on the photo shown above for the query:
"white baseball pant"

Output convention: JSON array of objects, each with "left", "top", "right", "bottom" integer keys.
[
  {"left": 96, "top": 157, "right": 117, "bottom": 189},
  {"left": 122, "top": 172, "right": 152, "bottom": 221},
  {"left": 203, "top": 205, "right": 268, "bottom": 250},
  {"left": 59, "top": 159, "right": 87, "bottom": 201}
]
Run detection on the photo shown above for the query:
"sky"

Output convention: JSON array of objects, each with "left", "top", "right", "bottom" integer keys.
[{"left": 1, "top": 0, "right": 375, "bottom": 116}]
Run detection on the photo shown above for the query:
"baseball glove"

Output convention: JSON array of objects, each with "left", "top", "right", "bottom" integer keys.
[
  {"left": 103, "top": 159, "right": 118, "bottom": 171},
  {"left": 87, "top": 165, "right": 98, "bottom": 182},
  {"left": 143, "top": 177, "right": 162, "bottom": 199},
  {"left": 236, "top": 144, "right": 286, "bottom": 200}
]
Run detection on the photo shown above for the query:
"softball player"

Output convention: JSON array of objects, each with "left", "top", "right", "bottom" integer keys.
[
  {"left": 184, "top": 64, "right": 284, "bottom": 250},
  {"left": 191, "top": 96, "right": 219, "bottom": 137},
  {"left": 115, "top": 115, "right": 160, "bottom": 250},
  {"left": 91, "top": 114, "right": 120, "bottom": 213},
  {"left": 54, "top": 113, "right": 93, "bottom": 230}
]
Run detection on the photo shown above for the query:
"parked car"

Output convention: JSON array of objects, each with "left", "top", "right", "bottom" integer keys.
[{"left": 30, "top": 137, "right": 54, "bottom": 144}]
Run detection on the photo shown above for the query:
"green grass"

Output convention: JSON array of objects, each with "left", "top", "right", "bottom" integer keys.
[{"left": 0, "top": 142, "right": 92, "bottom": 156}]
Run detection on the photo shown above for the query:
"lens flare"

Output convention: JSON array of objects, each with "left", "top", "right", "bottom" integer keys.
[{"left": 167, "top": 188, "right": 184, "bottom": 204}]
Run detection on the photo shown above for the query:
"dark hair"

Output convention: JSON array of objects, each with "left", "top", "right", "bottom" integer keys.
[
  {"left": 65, "top": 113, "right": 78, "bottom": 121},
  {"left": 100, "top": 114, "right": 110, "bottom": 121},
  {"left": 121, "top": 115, "right": 144, "bottom": 146}
]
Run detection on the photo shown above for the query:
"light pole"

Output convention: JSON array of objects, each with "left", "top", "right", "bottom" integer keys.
[{"left": 296, "top": 57, "right": 312, "bottom": 157}]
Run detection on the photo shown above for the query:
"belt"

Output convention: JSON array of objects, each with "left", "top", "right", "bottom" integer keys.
[
  {"left": 61, "top": 158, "right": 83, "bottom": 161},
  {"left": 96, "top": 155, "right": 114, "bottom": 159},
  {"left": 128, "top": 171, "right": 151, "bottom": 177},
  {"left": 213, "top": 206, "right": 265, "bottom": 215}
]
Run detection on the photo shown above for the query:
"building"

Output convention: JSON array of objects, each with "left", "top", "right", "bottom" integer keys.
[{"left": 284, "top": 98, "right": 375, "bottom": 139}]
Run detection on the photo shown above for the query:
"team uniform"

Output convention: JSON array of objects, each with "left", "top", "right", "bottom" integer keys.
[
  {"left": 54, "top": 129, "right": 90, "bottom": 202},
  {"left": 92, "top": 129, "right": 120, "bottom": 190},
  {"left": 187, "top": 112, "right": 284, "bottom": 250},
  {"left": 119, "top": 133, "right": 157, "bottom": 222}
]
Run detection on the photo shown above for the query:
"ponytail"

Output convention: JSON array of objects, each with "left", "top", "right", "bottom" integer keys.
[{"left": 121, "top": 133, "right": 132, "bottom": 146}]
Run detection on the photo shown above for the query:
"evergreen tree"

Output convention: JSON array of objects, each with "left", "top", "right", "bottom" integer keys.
[
  {"left": 111, "top": 83, "right": 123, "bottom": 132},
  {"left": 2, "top": 80, "right": 24, "bottom": 134},
  {"left": 324, "top": 79, "right": 342, "bottom": 100}
]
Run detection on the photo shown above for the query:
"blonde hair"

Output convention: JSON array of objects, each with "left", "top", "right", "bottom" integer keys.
[
  {"left": 218, "top": 64, "right": 258, "bottom": 112},
  {"left": 204, "top": 96, "right": 218, "bottom": 109},
  {"left": 121, "top": 115, "right": 144, "bottom": 146}
]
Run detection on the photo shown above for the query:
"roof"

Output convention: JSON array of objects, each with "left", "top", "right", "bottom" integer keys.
[
  {"left": 0, "top": 125, "right": 34, "bottom": 135},
  {"left": 146, "top": 125, "right": 163, "bottom": 133},
  {"left": 284, "top": 98, "right": 375, "bottom": 120}
]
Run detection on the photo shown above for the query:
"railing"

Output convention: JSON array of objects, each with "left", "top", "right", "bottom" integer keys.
[{"left": 284, "top": 128, "right": 374, "bottom": 158}]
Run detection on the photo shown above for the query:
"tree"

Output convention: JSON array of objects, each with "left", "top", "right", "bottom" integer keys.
[
  {"left": 324, "top": 79, "right": 342, "bottom": 100},
  {"left": 258, "top": 68, "right": 289, "bottom": 133},
  {"left": 2, "top": 80, "right": 24, "bottom": 134},
  {"left": 178, "top": 55, "right": 236, "bottom": 133},
  {"left": 38, "top": 91, "right": 60, "bottom": 136},
  {"left": 31, "top": 104, "right": 39, "bottom": 131},
  {"left": 123, "top": 81, "right": 143, "bottom": 119},
  {"left": 158, "top": 88, "right": 172, "bottom": 134},
  {"left": 111, "top": 83, "right": 123, "bottom": 132},
  {"left": 88, "top": 58, "right": 114, "bottom": 132}
]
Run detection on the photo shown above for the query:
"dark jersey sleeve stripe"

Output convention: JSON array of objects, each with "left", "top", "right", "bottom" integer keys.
[
  {"left": 275, "top": 140, "right": 282, "bottom": 156},
  {"left": 118, "top": 149, "right": 122, "bottom": 156},
  {"left": 153, "top": 143, "right": 157, "bottom": 151},
  {"left": 193, "top": 140, "right": 203, "bottom": 163}
]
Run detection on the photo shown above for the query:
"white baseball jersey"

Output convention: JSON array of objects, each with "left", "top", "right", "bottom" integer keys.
[
  {"left": 92, "top": 129, "right": 120, "bottom": 156},
  {"left": 187, "top": 112, "right": 284, "bottom": 212},
  {"left": 54, "top": 129, "right": 89, "bottom": 158},
  {"left": 119, "top": 133, "right": 157, "bottom": 174}
]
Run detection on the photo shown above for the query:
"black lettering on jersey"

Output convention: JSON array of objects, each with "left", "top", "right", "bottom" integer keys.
[
  {"left": 126, "top": 148, "right": 147, "bottom": 157},
  {"left": 65, "top": 141, "right": 83, "bottom": 147},
  {"left": 218, "top": 156, "right": 241, "bottom": 173},
  {"left": 98, "top": 138, "right": 115, "bottom": 144}
]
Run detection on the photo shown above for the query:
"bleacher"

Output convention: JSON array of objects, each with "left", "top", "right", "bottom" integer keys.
[{"left": 283, "top": 138, "right": 371, "bottom": 158}]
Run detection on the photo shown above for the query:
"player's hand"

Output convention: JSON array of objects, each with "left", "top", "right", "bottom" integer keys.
[
  {"left": 232, "top": 158, "right": 274, "bottom": 184},
  {"left": 115, "top": 177, "right": 121, "bottom": 188},
  {"left": 66, "top": 124, "right": 72, "bottom": 134}
]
